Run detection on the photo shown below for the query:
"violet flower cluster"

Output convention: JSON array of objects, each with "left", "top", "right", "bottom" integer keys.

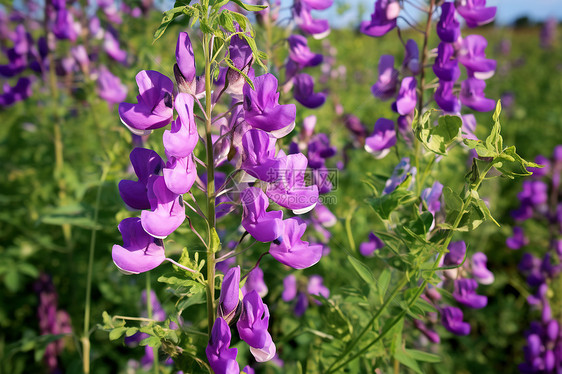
[
  {"left": 358, "top": 0, "right": 497, "bottom": 158},
  {"left": 34, "top": 273, "right": 72, "bottom": 374},
  {"left": 0, "top": 0, "right": 137, "bottom": 108},
  {"left": 506, "top": 146, "right": 562, "bottom": 373}
]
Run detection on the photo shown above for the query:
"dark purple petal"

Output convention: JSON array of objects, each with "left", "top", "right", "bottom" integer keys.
[
  {"left": 364, "top": 118, "right": 396, "bottom": 158},
  {"left": 453, "top": 278, "right": 488, "bottom": 309},
  {"left": 288, "top": 34, "right": 323, "bottom": 68},
  {"left": 359, "top": 232, "right": 385, "bottom": 256},
  {"left": 219, "top": 266, "right": 241, "bottom": 323},
  {"left": 436, "top": 2, "right": 460, "bottom": 43},
  {"left": 371, "top": 55, "right": 398, "bottom": 100},
  {"left": 293, "top": 73, "right": 326, "bottom": 109},
  {"left": 241, "top": 187, "right": 284, "bottom": 242},
  {"left": 441, "top": 306, "right": 470, "bottom": 335},
  {"left": 360, "top": 0, "right": 398, "bottom": 37},
  {"left": 460, "top": 78, "right": 495, "bottom": 112},
  {"left": 435, "top": 80, "right": 461, "bottom": 113},
  {"left": 206, "top": 318, "right": 240, "bottom": 374},
  {"left": 455, "top": 0, "right": 496, "bottom": 27}
]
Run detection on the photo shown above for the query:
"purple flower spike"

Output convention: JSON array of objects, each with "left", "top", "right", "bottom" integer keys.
[
  {"left": 141, "top": 176, "right": 186, "bottom": 239},
  {"left": 444, "top": 241, "right": 466, "bottom": 266},
  {"left": 97, "top": 66, "right": 127, "bottom": 105},
  {"left": 371, "top": 55, "right": 398, "bottom": 100},
  {"left": 460, "top": 78, "right": 495, "bottom": 112},
  {"left": 241, "top": 187, "right": 284, "bottom": 243},
  {"left": 241, "top": 129, "right": 281, "bottom": 182},
  {"left": 112, "top": 217, "right": 166, "bottom": 274},
  {"left": 364, "top": 118, "right": 396, "bottom": 159},
  {"left": 288, "top": 35, "right": 323, "bottom": 68},
  {"left": 119, "top": 70, "right": 174, "bottom": 135},
  {"left": 458, "top": 35, "right": 496, "bottom": 80},
  {"left": 471, "top": 252, "right": 494, "bottom": 285},
  {"left": 282, "top": 274, "right": 298, "bottom": 302},
  {"left": 293, "top": 73, "right": 326, "bottom": 109},
  {"left": 206, "top": 318, "right": 240, "bottom": 374},
  {"left": 219, "top": 266, "right": 241, "bottom": 324},
  {"left": 434, "top": 81, "right": 461, "bottom": 113},
  {"left": 359, "top": 232, "right": 385, "bottom": 256},
  {"left": 506, "top": 226, "right": 528, "bottom": 250},
  {"left": 237, "top": 291, "right": 276, "bottom": 362},
  {"left": 396, "top": 77, "right": 417, "bottom": 115},
  {"left": 163, "top": 93, "right": 199, "bottom": 158},
  {"left": 175, "top": 32, "right": 196, "bottom": 93},
  {"left": 453, "top": 278, "right": 488, "bottom": 309},
  {"left": 437, "top": 2, "right": 460, "bottom": 43},
  {"left": 441, "top": 306, "right": 470, "bottom": 335},
  {"left": 266, "top": 153, "right": 319, "bottom": 214},
  {"left": 119, "top": 148, "right": 165, "bottom": 210},
  {"left": 360, "top": 0, "right": 399, "bottom": 37},
  {"left": 433, "top": 42, "right": 460, "bottom": 82},
  {"left": 162, "top": 155, "right": 196, "bottom": 195},
  {"left": 292, "top": 2, "right": 330, "bottom": 39},
  {"left": 269, "top": 217, "right": 323, "bottom": 269},
  {"left": 243, "top": 73, "right": 296, "bottom": 137},
  {"left": 455, "top": 0, "right": 496, "bottom": 28}
]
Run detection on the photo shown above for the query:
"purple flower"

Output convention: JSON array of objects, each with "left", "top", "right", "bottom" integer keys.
[
  {"left": 435, "top": 80, "right": 461, "bottom": 114},
  {"left": 460, "top": 78, "right": 495, "bottom": 112},
  {"left": 0, "top": 77, "right": 33, "bottom": 107},
  {"left": 97, "top": 66, "right": 128, "bottom": 105},
  {"left": 461, "top": 114, "right": 478, "bottom": 140},
  {"left": 301, "top": 0, "right": 333, "bottom": 10},
  {"left": 288, "top": 35, "right": 323, "bottom": 68},
  {"left": 396, "top": 77, "right": 417, "bottom": 115},
  {"left": 225, "top": 34, "right": 253, "bottom": 98},
  {"left": 359, "top": 232, "right": 385, "bottom": 256},
  {"left": 265, "top": 153, "right": 319, "bottom": 214},
  {"left": 112, "top": 217, "right": 166, "bottom": 274},
  {"left": 436, "top": 2, "right": 460, "bottom": 43},
  {"left": 241, "top": 129, "right": 282, "bottom": 182},
  {"left": 103, "top": 30, "right": 127, "bottom": 64},
  {"left": 458, "top": 35, "right": 496, "bottom": 80},
  {"left": 506, "top": 226, "right": 528, "bottom": 250},
  {"left": 371, "top": 55, "right": 398, "bottom": 100},
  {"left": 119, "top": 70, "right": 174, "bottom": 135},
  {"left": 433, "top": 42, "right": 460, "bottom": 82},
  {"left": 453, "top": 278, "right": 488, "bottom": 309},
  {"left": 162, "top": 154, "right": 196, "bottom": 195},
  {"left": 243, "top": 73, "right": 296, "bottom": 137},
  {"left": 414, "top": 319, "right": 441, "bottom": 343},
  {"left": 441, "top": 306, "right": 470, "bottom": 335},
  {"left": 312, "top": 202, "right": 337, "bottom": 227},
  {"left": 163, "top": 93, "right": 199, "bottom": 158},
  {"left": 444, "top": 241, "right": 466, "bottom": 266},
  {"left": 307, "top": 133, "right": 337, "bottom": 169},
  {"left": 383, "top": 157, "right": 416, "bottom": 194},
  {"left": 269, "top": 217, "right": 323, "bottom": 269},
  {"left": 118, "top": 148, "right": 165, "bottom": 210},
  {"left": 237, "top": 291, "right": 276, "bottom": 362},
  {"left": 528, "top": 155, "right": 550, "bottom": 177},
  {"left": 293, "top": 73, "right": 326, "bottom": 109},
  {"left": 360, "top": 0, "right": 399, "bottom": 37},
  {"left": 206, "top": 318, "right": 240, "bottom": 374},
  {"left": 241, "top": 266, "right": 269, "bottom": 298},
  {"left": 307, "top": 275, "right": 329, "bottom": 302},
  {"left": 241, "top": 187, "right": 284, "bottom": 242},
  {"left": 402, "top": 39, "right": 420, "bottom": 74},
  {"left": 455, "top": 0, "right": 496, "bottom": 28},
  {"left": 140, "top": 175, "right": 186, "bottom": 239},
  {"left": 422, "top": 181, "right": 444, "bottom": 216},
  {"left": 282, "top": 274, "right": 298, "bottom": 302},
  {"left": 175, "top": 32, "right": 196, "bottom": 94},
  {"left": 219, "top": 266, "right": 241, "bottom": 323},
  {"left": 364, "top": 118, "right": 396, "bottom": 158},
  {"left": 52, "top": 8, "right": 78, "bottom": 41},
  {"left": 470, "top": 252, "right": 494, "bottom": 285},
  {"left": 292, "top": 1, "right": 330, "bottom": 39}
]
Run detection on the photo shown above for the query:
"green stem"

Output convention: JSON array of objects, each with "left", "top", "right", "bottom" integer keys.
[
  {"left": 82, "top": 165, "right": 108, "bottom": 374},
  {"left": 204, "top": 34, "right": 217, "bottom": 336},
  {"left": 146, "top": 272, "right": 159, "bottom": 374}
]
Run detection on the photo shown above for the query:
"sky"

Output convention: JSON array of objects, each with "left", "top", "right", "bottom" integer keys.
[{"left": 276, "top": 0, "right": 562, "bottom": 28}]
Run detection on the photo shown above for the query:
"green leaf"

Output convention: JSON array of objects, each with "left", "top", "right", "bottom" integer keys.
[
  {"left": 368, "top": 177, "right": 416, "bottom": 220},
  {"left": 443, "top": 186, "right": 463, "bottom": 218},
  {"left": 394, "top": 348, "right": 423, "bottom": 374},
  {"left": 494, "top": 146, "right": 539, "bottom": 178},
  {"left": 218, "top": 11, "right": 236, "bottom": 32},
  {"left": 424, "top": 115, "right": 462, "bottom": 155},
  {"left": 377, "top": 268, "right": 391, "bottom": 299},
  {"left": 347, "top": 255, "right": 375, "bottom": 286},
  {"left": 228, "top": 0, "right": 268, "bottom": 11},
  {"left": 405, "top": 348, "right": 441, "bottom": 363},
  {"left": 471, "top": 190, "right": 500, "bottom": 227},
  {"left": 153, "top": 7, "right": 187, "bottom": 44},
  {"left": 210, "top": 227, "right": 221, "bottom": 253},
  {"left": 109, "top": 327, "right": 127, "bottom": 340}
]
